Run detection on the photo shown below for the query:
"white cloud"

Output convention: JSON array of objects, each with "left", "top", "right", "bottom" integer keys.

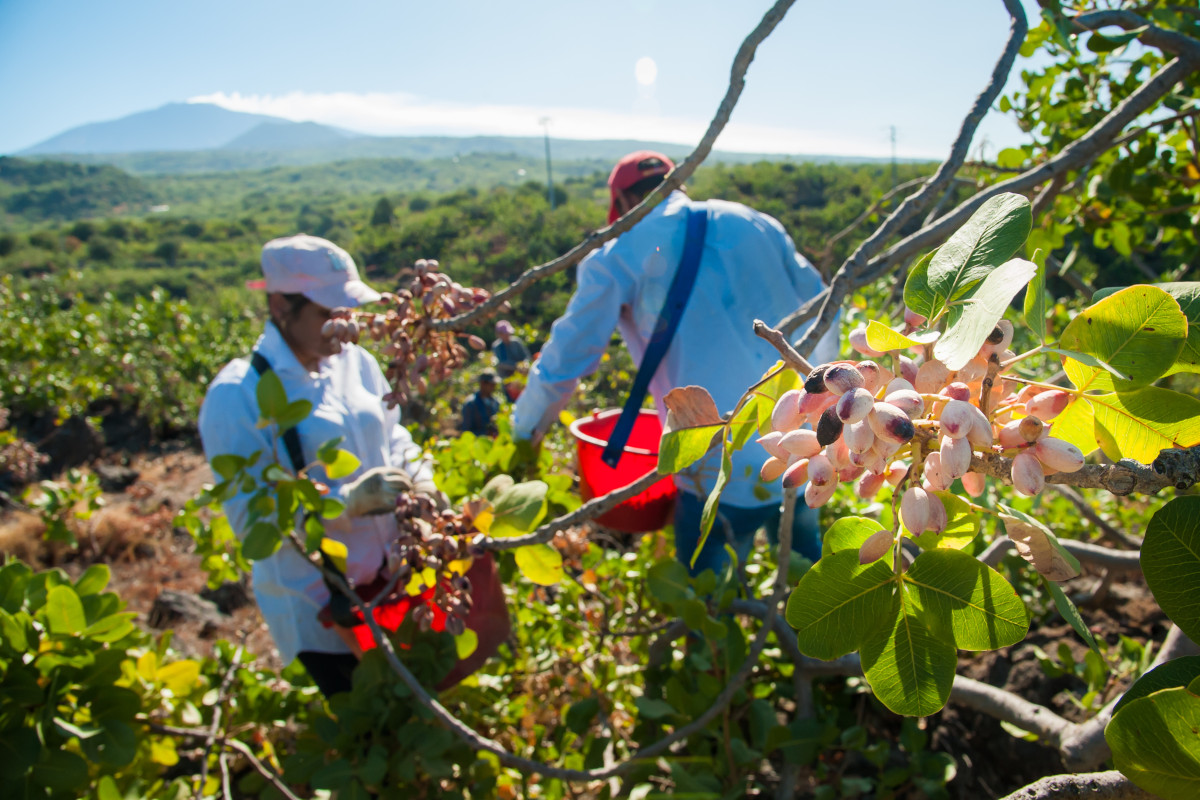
[{"left": 187, "top": 90, "right": 931, "bottom": 158}]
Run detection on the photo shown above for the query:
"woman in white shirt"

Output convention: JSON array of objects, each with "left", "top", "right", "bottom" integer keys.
[{"left": 199, "top": 234, "right": 436, "bottom": 697}]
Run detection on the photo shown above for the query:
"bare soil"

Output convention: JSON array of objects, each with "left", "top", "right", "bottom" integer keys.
[{"left": 1, "top": 442, "right": 284, "bottom": 671}]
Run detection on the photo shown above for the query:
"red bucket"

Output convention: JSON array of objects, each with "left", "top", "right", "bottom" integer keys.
[{"left": 569, "top": 408, "right": 678, "bottom": 533}]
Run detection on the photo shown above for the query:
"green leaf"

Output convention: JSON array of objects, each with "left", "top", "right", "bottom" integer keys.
[
  {"left": 1060, "top": 286, "right": 1187, "bottom": 392},
  {"left": 695, "top": 447, "right": 734, "bottom": 570},
  {"left": 912, "top": 492, "right": 980, "bottom": 551},
  {"left": 74, "top": 563, "right": 110, "bottom": 596},
  {"left": 996, "top": 148, "right": 1027, "bottom": 169},
  {"left": 932, "top": 258, "right": 1037, "bottom": 370},
  {"left": 927, "top": 193, "right": 1031, "bottom": 306},
  {"left": 565, "top": 696, "right": 601, "bottom": 736},
  {"left": 263, "top": 464, "right": 290, "bottom": 483},
  {"left": 242, "top": 521, "right": 283, "bottom": 561},
  {"left": 647, "top": 559, "right": 691, "bottom": 605},
  {"left": 658, "top": 386, "right": 724, "bottom": 474},
  {"left": 29, "top": 749, "right": 89, "bottom": 791},
  {"left": 634, "top": 697, "right": 676, "bottom": 720},
  {"left": 1041, "top": 348, "right": 1129, "bottom": 381},
  {"left": 1049, "top": 396, "right": 1098, "bottom": 456},
  {"left": 1023, "top": 248, "right": 1048, "bottom": 343},
  {"left": 861, "top": 607, "right": 956, "bottom": 716},
  {"left": 1043, "top": 576, "right": 1100, "bottom": 656},
  {"left": 490, "top": 480, "right": 548, "bottom": 537},
  {"left": 255, "top": 369, "right": 288, "bottom": 421},
  {"left": 1090, "top": 388, "right": 1200, "bottom": 464},
  {"left": 747, "top": 362, "right": 796, "bottom": 436},
  {"left": 481, "top": 474, "right": 515, "bottom": 504},
  {"left": 324, "top": 449, "right": 361, "bottom": 480},
  {"left": 321, "top": 497, "right": 346, "bottom": 519},
  {"left": 902, "top": 251, "right": 943, "bottom": 321},
  {"left": 1093, "top": 283, "right": 1200, "bottom": 375},
  {"left": 43, "top": 585, "right": 86, "bottom": 635},
  {"left": 454, "top": 629, "right": 478, "bottom": 659},
  {"left": 903, "top": 549, "right": 1029, "bottom": 651},
  {"left": 1142, "top": 497, "right": 1200, "bottom": 643},
  {"left": 210, "top": 454, "right": 244, "bottom": 480},
  {"left": 514, "top": 544, "right": 563, "bottom": 586},
  {"left": 316, "top": 437, "right": 345, "bottom": 464},
  {"left": 864, "top": 320, "right": 924, "bottom": 353},
  {"left": 0, "top": 608, "right": 28, "bottom": 651},
  {"left": 276, "top": 399, "right": 313, "bottom": 433},
  {"left": 787, "top": 551, "right": 898, "bottom": 660},
  {"left": 1106, "top": 684, "right": 1200, "bottom": 799},
  {"left": 658, "top": 424, "right": 723, "bottom": 475},
  {"left": 821, "top": 516, "right": 885, "bottom": 558},
  {"left": 1087, "top": 27, "right": 1146, "bottom": 52},
  {"left": 82, "top": 612, "right": 137, "bottom": 643},
  {"left": 1114, "top": 656, "right": 1200, "bottom": 715}
]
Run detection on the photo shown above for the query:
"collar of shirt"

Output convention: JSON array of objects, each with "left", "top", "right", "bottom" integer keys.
[{"left": 256, "top": 322, "right": 332, "bottom": 379}]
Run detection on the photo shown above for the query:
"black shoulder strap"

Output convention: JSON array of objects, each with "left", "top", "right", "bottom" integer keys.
[
  {"left": 251, "top": 350, "right": 359, "bottom": 628},
  {"left": 250, "top": 351, "right": 306, "bottom": 474}
]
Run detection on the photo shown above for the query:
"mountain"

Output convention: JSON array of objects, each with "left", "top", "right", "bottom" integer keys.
[
  {"left": 221, "top": 121, "right": 354, "bottom": 151},
  {"left": 18, "top": 101, "right": 899, "bottom": 174},
  {"left": 19, "top": 103, "right": 288, "bottom": 155}
]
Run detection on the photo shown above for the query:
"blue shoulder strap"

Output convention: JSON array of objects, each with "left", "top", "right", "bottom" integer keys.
[{"left": 601, "top": 204, "right": 708, "bottom": 468}]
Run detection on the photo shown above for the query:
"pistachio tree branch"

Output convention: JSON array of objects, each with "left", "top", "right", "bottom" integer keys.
[
  {"left": 141, "top": 721, "right": 304, "bottom": 800},
  {"left": 1049, "top": 485, "right": 1143, "bottom": 550},
  {"left": 979, "top": 536, "right": 1143, "bottom": 574},
  {"left": 1073, "top": 9, "right": 1200, "bottom": 60},
  {"left": 780, "top": 21, "right": 1200, "bottom": 341},
  {"left": 997, "top": 771, "right": 1156, "bottom": 800},
  {"left": 480, "top": 466, "right": 665, "bottom": 551},
  {"left": 753, "top": 319, "right": 813, "bottom": 375},
  {"left": 969, "top": 445, "right": 1200, "bottom": 496},
  {"left": 317, "top": 486, "right": 797, "bottom": 783},
  {"left": 429, "top": 0, "right": 797, "bottom": 333},
  {"left": 853, "top": 54, "right": 1200, "bottom": 291},
  {"left": 786, "top": 0, "right": 1028, "bottom": 349}
]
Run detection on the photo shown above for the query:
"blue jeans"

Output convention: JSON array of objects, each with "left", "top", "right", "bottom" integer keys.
[{"left": 673, "top": 491, "right": 822, "bottom": 577}]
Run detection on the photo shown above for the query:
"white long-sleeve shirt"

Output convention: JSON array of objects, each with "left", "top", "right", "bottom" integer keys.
[
  {"left": 512, "top": 191, "right": 837, "bottom": 508},
  {"left": 198, "top": 322, "right": 431, "bottom": 663}
]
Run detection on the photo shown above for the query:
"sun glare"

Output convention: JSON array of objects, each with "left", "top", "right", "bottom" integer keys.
[{"left": 634, "top": 57, "right": 658, "bottom": 86}]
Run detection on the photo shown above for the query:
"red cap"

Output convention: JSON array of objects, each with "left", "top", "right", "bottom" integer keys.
[{"left": 607, "top": 150, "right": 674, "bottom": 224}]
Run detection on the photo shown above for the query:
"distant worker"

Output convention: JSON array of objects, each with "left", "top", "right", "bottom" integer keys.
[
  {"left": 511, "top": 151, "right": 837, "bottom": 575},
  {"left": 492, "top": 320, "right": 531, "bottom": 379},
  {"left": 460, "top": 370, "right": 501, "bottom": 437}
]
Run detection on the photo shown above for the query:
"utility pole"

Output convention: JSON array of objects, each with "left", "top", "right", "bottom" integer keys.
[
  {"left": 540, "top": 117, "right": 555, "bottom": 211},
  {"left": 890, "top": 125, "right": 898, "bottom": 189}
]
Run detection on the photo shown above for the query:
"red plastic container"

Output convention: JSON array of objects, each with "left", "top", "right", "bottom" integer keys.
[{"left": 569, "top": 408, "right": 679, "bottom": 533}]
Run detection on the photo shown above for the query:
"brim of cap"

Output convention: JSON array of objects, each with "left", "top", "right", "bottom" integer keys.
[{"left": 303, "top": 280, "right": 383, "bottom": 309}]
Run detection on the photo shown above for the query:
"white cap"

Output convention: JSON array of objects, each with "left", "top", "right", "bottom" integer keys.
[{"left": 251, "top": 234, "right": 382, "bottom": 308}]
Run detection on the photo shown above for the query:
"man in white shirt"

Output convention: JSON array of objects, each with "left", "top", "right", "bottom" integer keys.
[{"left": 512, "top": 152, "right": 837, "bottom": 575}]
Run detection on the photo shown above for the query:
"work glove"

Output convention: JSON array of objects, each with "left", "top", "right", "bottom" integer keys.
[
  {"left": 343, "top": 466, "right": 415, "bottom": 517},
  {"left": 414, "top": 479, "right": 451, "bottom": 512}
]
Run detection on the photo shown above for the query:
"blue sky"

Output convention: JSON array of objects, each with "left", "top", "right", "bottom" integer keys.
[{"left": 0, "top": 0, "right": 1044, "bottom": 158}]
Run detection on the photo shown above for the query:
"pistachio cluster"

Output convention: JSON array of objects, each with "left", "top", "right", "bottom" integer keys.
[
  {"left": 323, "top": 258, "right": 492, "bottom": 408},
  {"left": 383, "top": 492, "right": 487, "bottom": 636},
  {"left": 761, "top": 313, "right": 1085, "bottom": 548}
]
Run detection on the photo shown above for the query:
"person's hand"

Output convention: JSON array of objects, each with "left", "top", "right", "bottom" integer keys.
[
  {"left": 343, "top": 467, "right": 415, "bottom": 516},
  {"left": 414, "top": 479, "right": 450, "bottom": 512}
]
